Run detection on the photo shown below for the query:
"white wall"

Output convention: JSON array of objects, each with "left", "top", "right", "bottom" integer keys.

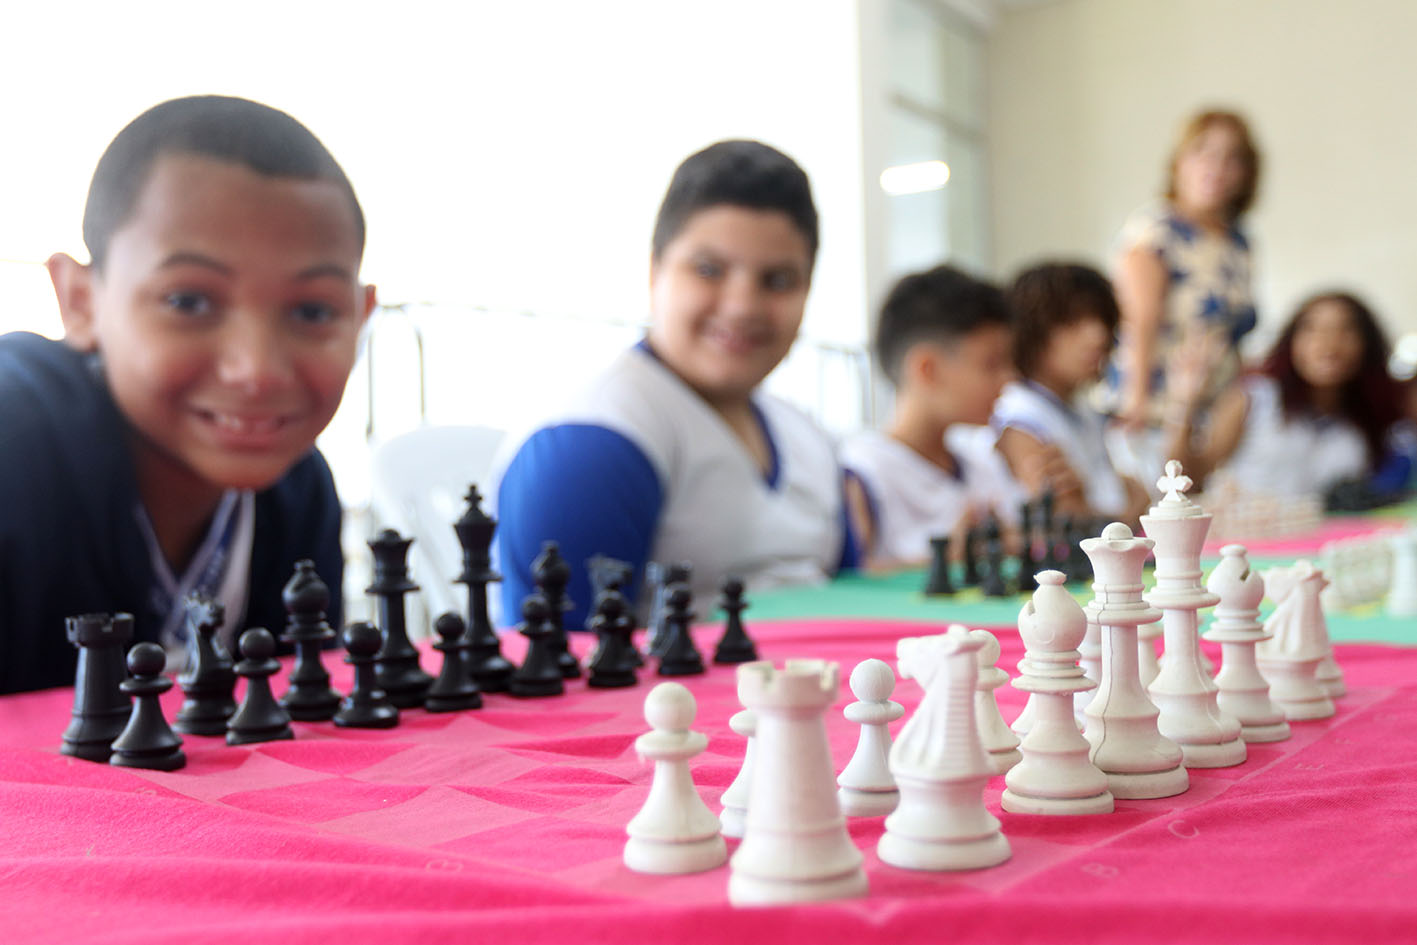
[{"left": 987, "top": 0, "right": 1417, "bottom": 348}]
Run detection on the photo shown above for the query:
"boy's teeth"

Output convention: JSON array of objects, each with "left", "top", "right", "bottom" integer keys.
[{"left": 214, "top": 413, "right": 280, "bottom": 433}]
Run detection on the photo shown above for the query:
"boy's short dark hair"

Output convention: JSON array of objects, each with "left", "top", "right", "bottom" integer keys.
[
  {"left": 651, "top": 139, "right": 819, "bottom": 268},
  {"left": 82, "top": 95, "right": 365, "bottom": 271},
  {"left": 875, "top": 264, "right": 1011, "bottom": 387},
  {"left": 1008, "top": 263, "right": 1120, "bottom": 378}
]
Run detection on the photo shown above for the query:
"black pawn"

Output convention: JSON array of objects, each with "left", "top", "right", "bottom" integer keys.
[
  {"left": 591, "top": 558, "right": 644, "bottom": 667},
  {"left": 586, "top": 589, "right": 639, "bottom": 688},
  {"left": 980, "top": 516, "right": 1010, "bottom": 598},
  {"left": 1067, "top": 517, "right": 1093, "bottom": 583},
  {"left": 509, "top": 594, "right": 565, "bottom": 697},
  {"left": 1016, "top": 501, "right": 1038, "bottom": 593},
  {"left": 174, "top": 595, "right": 236, "bottom": 736},
  {"left": 649, "top": 562, "right": 692, "bottom": 657},
  {"left": 109, "top": 643, "right": 185, "bottom": 771},
  {"left": 713, "top": 577, "right": 758, "bottom": 664},
  {"left": 227, "top": 628, "right": 295, "bottom": 745},
  {"left": 924, "top": 536, "right": 956, "bottom": 596},
  {"left": 1039, "top": 489, "right": 1062, "bottom": 573},
  {"left": 531, "top": 541, "right": 581, "bottom": 679},
  {"left": 61, "top": 612, "right": 134, "bottom": 762},
  {"left": 368, "top": 529, "right": 433, "bottom": 708},
  {"left": 336, "top": 621, "right": 400, "bottom": 728},
  {"left": 425, "top": 613, "right": 483, "bottom": 712},
  {"left": 280, "top": 559, "right": 341, "bottom": 721},
  {"left": 454, "top": 486, "right": 514, "bottom": 693},
  {"left": 961, "top": 527, "right": 982, "bottom": 587},
  {"left": 657, "top": 583, "right": 705, "bottom": 676}
]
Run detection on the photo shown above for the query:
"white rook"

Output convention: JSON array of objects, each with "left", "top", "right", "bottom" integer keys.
[{"left": 729, "top": 660, "right": 867, "bottom": 905}]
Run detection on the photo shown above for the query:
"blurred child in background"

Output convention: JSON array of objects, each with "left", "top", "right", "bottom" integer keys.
[
  {"left": 493, "top": 140, "right": 854, "bottom": 629},
  {"left": 841, "top": 265, "right": 1015, "bottom": 569},
  {"left": 993, "top": 263, "right": 1149, "bottom": 524},
  {"left": 1167, "top": 291, "right": 1405, "bottom": 500}
]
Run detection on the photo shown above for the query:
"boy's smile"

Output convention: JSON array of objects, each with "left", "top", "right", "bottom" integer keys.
[{"left": 51, "top": 153, "right": 375, "bottom": 497}]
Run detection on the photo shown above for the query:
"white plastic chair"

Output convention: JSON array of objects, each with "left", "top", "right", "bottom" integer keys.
[{"left": 368, "top": 425, "right": 507, "bottom": 636}]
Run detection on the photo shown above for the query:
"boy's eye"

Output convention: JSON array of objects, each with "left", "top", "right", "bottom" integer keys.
[
  {"left": 694, "top": 259, "right": 724, "bottom": 280},
  {"left": 763, "top": 269, "right": 800, "bottom": 293},
  {"left": 164, "top": 290, "right": 213, "bottom": 317},
  {"left": 290, "top": 301, "right": 337, "bottom": 325}
]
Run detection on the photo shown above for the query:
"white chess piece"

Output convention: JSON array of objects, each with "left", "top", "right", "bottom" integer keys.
[
  {"left": 970, "top": 628, "right": 1021, "bottom": 775},
  {"left": 1081, "top": 522, "right": 1189, "bottom": 799},
  {"left": 624, "top": 682, "right": 728, "bottom": 874},
  {"left": 1138, "top": 623, "right": 1163, "bottom": 688},
  {"left": 878, "top": 627, "right": 1011, "bottom": 871},
  {"left": 1074, "top": 616, "right": 1101, "bottom": 726},
  {"left": 1257, "top": 562, "right": 1336, "bottom": 720},
  {"left": 1003, "top": 571, "right": 1114, "bottom": 815},
  {"left": 718, "top": 708, "right": 756, "bottom": 838},
  {"left": 837, "top": 659, "right": 904, "bottom": 817},
  {"left": 729, "top": 661, "right": 868, "bottom": 905},
  {"left": 1205, "top": 545, "right": 1290, "bottom": 743},
  {"left": 1389, "top": 530, "right": 1417, "bottom": 617},
  {"left": 1142, "top": 461, "right": 1245, "bottom": 768},
  {"left": 1010, "top": 692, "right": 1037, "bottom": 738}
]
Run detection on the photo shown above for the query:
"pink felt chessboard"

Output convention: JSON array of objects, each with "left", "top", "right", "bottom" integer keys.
[{"left": 0, "top": 618, "right": 1413, "bottom": 945}]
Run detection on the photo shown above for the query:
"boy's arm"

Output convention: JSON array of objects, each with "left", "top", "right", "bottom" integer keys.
[
  {"left": 496, "top": 424, "right": 662, "bottom": 631},
  {"left": 995, "top": 427, "right": 1088, "bottom": 515}
]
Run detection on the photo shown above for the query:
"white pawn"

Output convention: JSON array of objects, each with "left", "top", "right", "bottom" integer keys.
[
  {"left": 1003, "top": 571, "right": 1113, "bottom": 815},
  {"left": 878, "top": 626, "right": 1011, "bottom": 872},
  {"left": 1389, "top": 530, "right": 1417, "bottom": 617},
  {"left": 729, "top": 660, "right": 867, "bottom": 904},
  {"left": 1081, "top": 522, "right": 1188, "bottom": 799},
  {"left": 624, "top": 682, "right": 728, "bottom": 874},
  {"left": 1257, "top": 562, "right": 1336, "bottom": 720},
  {"left": 970, "top": 628, "right": 1021, "bottom": 775},
  {"left": 718, "top": 708, "right": 756, "bottom": 838},
  {"left": 1205, "top": 545, "right": 1290, "bottom": 743},
  {"left": 837, "top": 659, "right": 904, "bottom": 816}
]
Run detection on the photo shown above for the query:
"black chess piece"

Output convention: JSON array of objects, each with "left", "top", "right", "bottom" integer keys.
[
  {"left": 980, "top": 516, "right": 1010, "bottom": 598},
  {"left": 924, "top": 536, "right": 956, "bottom": 596},
  {"left": 1016, "top": 501, "right": 1038, "bottom": 593},
  {"left": 586, "top": 589, "right": 639, "bottom": 688},
  {"left": 1039, "top": 488, "right": 1061, "bottom": 573},
  {"left": 961, "top": 527, "right": 982, "bottom": 587},
  {"left": 657, "top": 583, "right": 705, "bottom": 676},
  {"left": 174, "top": 595, "right": 236, "bottom": 736},
  {"left": 279, "top": 559, "right": 341, "bottom": 721},
  {"left": 587, "top": 554, "right": 632, "bottom": 599},
  {"left": 713, "top": 577, "right": 758, "bottom": 664},
  {"left": 649, "top": 561, "right": 692, "bottom": 657},
  {"left": 531, "top": 541, "right": 581, "bottom": 679},
  {"left": 425, "top": 613, "right": 483, "bottom": 712},
  {"left": 228, "top": 628, "right": 295, "bottom": 746},
  {"left": 335, "top": 621, "right": 400, "bottom": 728},
  {"left": 61, "top": 612, "right": 134, "bottom": 762},
  {"left": 368, "top": 529, "right": 433, "bottom": 707},
  {"left": 588, "top": 556, "right": 645, "bottom": 668},
  {"left": 109, "top": 642, "right": 185, "bottom": 771},
  {"left": 454, "top": 486, "right": 514, "bottom": 693},
  {"left": 1066, "top": 517, "right": 1093, "bottom": 583},
  {"left": 509, "top": 594, "right": 565, "bottom": 697}
]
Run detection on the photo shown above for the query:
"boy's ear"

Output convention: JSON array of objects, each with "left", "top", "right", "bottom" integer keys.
[
  {"left": 359, "top": 283, "right": 378, "bottom": 323},
  {"left": 903, "top": 342, "right": 944, "bottom": 387},
  {"left": 46, "top": 253, "right": 99, "bottom": 351}
]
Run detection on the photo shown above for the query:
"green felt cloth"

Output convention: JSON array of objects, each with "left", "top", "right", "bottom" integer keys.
[{"left": 749, "top": 564, "right": 1414, "bottom": 645}]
